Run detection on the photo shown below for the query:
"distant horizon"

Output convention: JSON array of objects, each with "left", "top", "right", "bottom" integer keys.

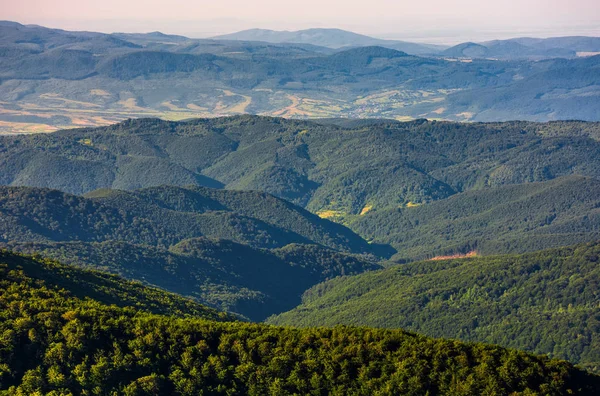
[
  {"left": 2, "top": 0, "right": 599, "bottom": 45},
  {"left": 3, "top": 18, "right": 600, "bottom": 46}
]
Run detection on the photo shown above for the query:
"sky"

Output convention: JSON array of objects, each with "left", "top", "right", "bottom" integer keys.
[{"left": 2, "top": 0, "right": 599, "bottom": 44}]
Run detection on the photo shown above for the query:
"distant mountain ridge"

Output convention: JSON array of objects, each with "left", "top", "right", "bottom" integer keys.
[
  {"left": 212, "top": 28, "right": 445, "bottom": 54},
  {"left": 443, "top": 36, "right": 600, "bottom": 59},
  {"left": 0, "top": 21, "right": 599, "bottom": 131}
]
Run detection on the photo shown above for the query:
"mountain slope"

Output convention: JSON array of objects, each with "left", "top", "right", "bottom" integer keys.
[
  {"left": 442, "top": 36, "right": 600, "bottom": 60},
  {"left": 351, "top": 176, "right": 600, "bottom": 260},
  {"left": 0, "top": 250, "right": 232, "bottom": 320},
  {"left": 0, "top": 184, "right": 374, "bottom": 253},
  {"left": 3, "top": 239, "right": 380, "bottom": 321},
  {"left": 0, "top": 184, "right": 381, "bottom": 319},
  {"left": 268, "top": 242, "right": 600, "bottom": 372},
  {"left": 1, "top": 250, "right": 598, "bottom": 394},
  {"left": 446, "top": 55, "right": 600, "bottom": 121}
]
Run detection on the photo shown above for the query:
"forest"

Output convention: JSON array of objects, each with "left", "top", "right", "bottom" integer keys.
[
  {"left": 269, "top": 242, "right": 600, "bottom": 372},
  {"left": 1, "top": 251, "right": 599, "bottom": 395}
]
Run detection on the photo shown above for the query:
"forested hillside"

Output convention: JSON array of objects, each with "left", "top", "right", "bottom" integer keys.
[
  {"left": 2, "top": 116, "right": 600, "bottom": 211},
  {"left": 0, "top": 184, "right": 372, "bottom": 253},
  {"left": 269, "top": 242, "right": 600, "bottom": 372},
  {"left": 352, "top": 176, "right": 600, "bottom": 260},
  {"left": 0, "top": 251, "right": 232, "bottom": 321},
  {"left": 2, "top": 17, "right": 600, "bottom": 396},
  {"left": 1, "top": 251, "right": 598, "bottom": 395},
  {"left": 3, "top": 240, "right": 379, "bottom": 321},
  {"left": 3, "top": 117, "right": 600, "bottom": 258},
  {"left": 0, "top": 184, "right": 383, "bottom": 319}
]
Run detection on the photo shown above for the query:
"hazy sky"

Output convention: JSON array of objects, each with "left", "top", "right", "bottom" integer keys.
[{"left": 2, "top": 0, "right": 599, "bottom": 44}]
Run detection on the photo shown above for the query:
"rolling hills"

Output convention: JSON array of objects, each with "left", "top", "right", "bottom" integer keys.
[
  {"left": 2, "top": 19, "right": 600, "bottom": 394},
  {"left": 268, "top": 242, "right": 600, "bottom": 372},
  {"left": 0, "top": 184, "right": 382, "bottom": 319},
  {"left": 0, "top": 184, "right": 373, "bottom": 253},
  {"left": 1, "top": 116, "right": 599, "bottom": 212},
  {"left": 1, "top": 22, "right": 600, "bottom": 133},
  {"left": 2, "top": 116, "right": 600, "bottom": 258},
  {"left": 1, "top": 250, "right": 598, "bottom": 395}
]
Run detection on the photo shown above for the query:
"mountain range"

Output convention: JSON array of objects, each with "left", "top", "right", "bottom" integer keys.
[
  {"left": 215, "top": 28, "right": 600, "bottom": 60},
  {"left": 2, "top": 116, "right": 600, "bottom": 213},
  {"left": 0, "top": 116, "right": 599, "bottom": 390},
  {"left": 1, "top": 21, "right": 599, "bottom": 134}
]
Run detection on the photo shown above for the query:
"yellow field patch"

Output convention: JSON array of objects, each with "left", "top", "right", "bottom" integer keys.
[
  {"left": 187, "top": 103, "right": 208, "bottom": 111},
  {"left": 0, "top": 120, "right": 60, "bottom": 134},
  {"left": 90, "top": 89, "right": 111, "bottom": 97},
  {"left": 456, "top": 112, "right": 474, "bottom": 120},
  {"left": 316, "top": 210, "right": 345, "bottom": 219},
  {"left": 117, "top": 98, "right": 147, "bottom": 111},
  {"left": 227, "top": 95, "right": 252, "bottom": 113},
  {"left": 406, "top": 202, "right": 422, "bottom": 208},
  {"left": 271, "top": 95, "right": 312, "bottom": 117},
  {"left": 359, "top": 204, "right": 373, "bottom": 216},
  {"left": 160, "top": 101, "right": 188, "bottom": 111},
  {"left": 39, "top": 93, "right": 101, "bottom": 108}
]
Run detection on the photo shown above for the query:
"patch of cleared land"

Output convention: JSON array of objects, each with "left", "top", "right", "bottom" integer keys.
[
  {"left": 90, "top": 89, "right": 112, "bottom": 97},
  {"left": 577, "top": 52, "right": 600, "bottom": 57},
  {"left": 359, "top": 204, "right": 373, "bottom": 215},
  {"left": 39, "top": 93, "right": 102, "bottom": 108},
  {"left": 316, "top": 210, "right": 345, "bottom": 219},
  {"left": 429, "top": 251, "right": 478, "bottom": 261}
]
